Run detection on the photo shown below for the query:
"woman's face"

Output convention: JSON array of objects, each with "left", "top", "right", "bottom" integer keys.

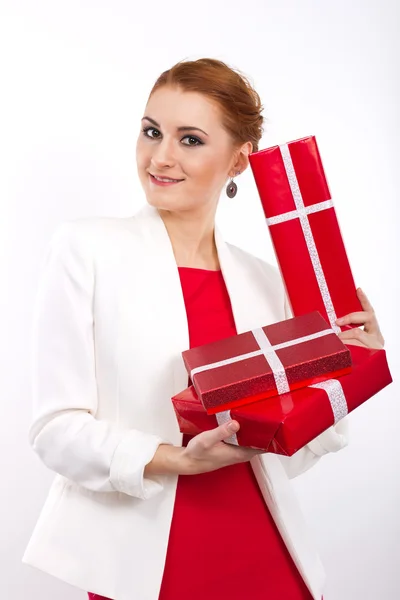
[{"left": 136, "top": 86, "right": 242, "bottom": 213}]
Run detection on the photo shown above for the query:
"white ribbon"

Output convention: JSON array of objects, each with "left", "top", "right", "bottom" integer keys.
[
  {"left": 251, "top": 327, "right": 289, "bottom": 394},
  {"left": 266, "top": 144, "right": 340, "bottom": 334},
  {"left": 190, "top": 327, "right": 335, "bottom": 396},
  {"left": 216, "top": 377, "right": 348, "bottom": 447},
  {"left": 309, "top": 379, "right": 348, "bottom": 423}
]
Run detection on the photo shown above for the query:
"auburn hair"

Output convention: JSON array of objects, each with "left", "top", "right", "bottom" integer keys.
[{"left": 149, "top": 58, "right": 264, "bottom": 153}]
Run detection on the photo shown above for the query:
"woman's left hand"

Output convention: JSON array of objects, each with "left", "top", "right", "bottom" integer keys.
[{"left": 335, "top": 288, "right": 385, "bottom": 349}]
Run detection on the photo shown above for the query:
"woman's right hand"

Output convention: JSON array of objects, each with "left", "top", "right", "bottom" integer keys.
[{"left": 144, "top": 421, "right": 264, "bottom": 478}]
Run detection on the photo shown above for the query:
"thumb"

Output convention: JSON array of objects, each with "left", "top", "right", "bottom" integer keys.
[
  {"left": 195, "top": 420, "right": 240, "bottom": 449},
  {"left": 212, "top": 419, "right": 240, "bottom": 443},
  {"left": 223, "top": 420, "right": 240, "bottom": 438}
]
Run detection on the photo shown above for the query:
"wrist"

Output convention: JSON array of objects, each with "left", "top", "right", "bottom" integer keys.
[
  {"left": 145, "top": 444, "right": 188, "bottom": 477},
  {"left": 162, "top": 444, "right": 188, "bottom": 475}
]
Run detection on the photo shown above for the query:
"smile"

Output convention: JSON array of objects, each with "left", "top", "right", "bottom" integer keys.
[{"left": 149, "top": 174, "right": 184, "bottom": 186}]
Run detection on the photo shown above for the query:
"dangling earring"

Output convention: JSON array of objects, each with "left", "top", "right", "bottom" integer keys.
[{"left": 226, "top": 171, "right": 240, "bottom": 198}]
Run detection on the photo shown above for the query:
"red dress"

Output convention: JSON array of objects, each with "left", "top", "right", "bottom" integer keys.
[{"left": 88, "top": 267, "right": 317, "bottom": 600}]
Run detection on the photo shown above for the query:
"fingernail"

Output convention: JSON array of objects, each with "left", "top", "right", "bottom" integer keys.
[
  {"left": 336, "top": 318, "right": 344, "bottom": 324},
  {"left": 228, "top": 421, "right": 239, "bottom": 433}
]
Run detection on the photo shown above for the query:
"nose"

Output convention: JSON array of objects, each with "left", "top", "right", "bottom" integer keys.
[{"left": 150, "top": 137, "right": 177, "bottom": 170}]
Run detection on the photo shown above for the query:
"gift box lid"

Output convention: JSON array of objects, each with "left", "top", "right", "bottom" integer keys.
[{"left": 182, "top": 311, "right": 352, "bottom": 413}]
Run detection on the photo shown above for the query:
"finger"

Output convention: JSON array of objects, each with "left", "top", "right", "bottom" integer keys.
[
  {"left": 195, "top": 420, "right": 240, "bottom": 450},
  {"left": 356, "top": 287, "right": 374, "bottom": 310},
  {"left": 336, "top": 308, "right": 381, "bottom": 337},
  {"left": 338, "top": 328, "right": 371, "bottom": 344},
  {"left": 219, "top": 445, "right": 266, "bottom": 465},
  {"left": 336, "top": 311, "right": 371, "bottom": 326},
  {"left": 338, "top": 329, "right": 383, "bottom": 349},
  {"left": 223, "top": 444, "right": 264, "bottom": 458},
  {"left": 356, "top": 288, "right": 385, "bottom": 339},
  {"left": 233, "top": 447, "right": 265, "bottom": 459}
]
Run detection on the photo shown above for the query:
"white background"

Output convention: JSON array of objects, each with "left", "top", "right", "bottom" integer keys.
[{"left": 1, "top": 1, "right": 399, "bottom": 599}]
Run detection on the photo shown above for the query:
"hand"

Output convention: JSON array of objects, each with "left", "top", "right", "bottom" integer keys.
[
  {"left": 335, "top": 288, "right": 385, "bottom": 349},
  {"left": 180, "top": 420, "right": 263, "bottom": 475},
  {"left": 144, "top": 421, "right": 263, "bottom": 478}
]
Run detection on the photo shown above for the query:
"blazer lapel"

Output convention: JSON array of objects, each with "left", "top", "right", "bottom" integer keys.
[
  {"left": 215, "top": 224, "right": 280, "bottom": 333},
  {"left": 132, "top": 204, "right": 190, "bottom": 397},
  {"left": 134, "top": 203, "right": 280, "bottom": 350}
]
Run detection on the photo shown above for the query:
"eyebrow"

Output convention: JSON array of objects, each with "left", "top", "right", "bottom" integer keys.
[{"left": 141, "top": 116, "right": 209, "bottom": 137}]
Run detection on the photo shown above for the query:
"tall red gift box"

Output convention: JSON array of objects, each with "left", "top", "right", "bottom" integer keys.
[
  {"left": 249, "top": 136, "right": 363, "bottom": 334},
  {"left": 172, "top": 345, "right": 392, "bottom": 456},
  {"left": 182, "top": 311, "right": 351, "bottom": 415}
]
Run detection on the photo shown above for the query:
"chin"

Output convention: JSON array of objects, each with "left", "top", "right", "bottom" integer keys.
[
  {"left": 145, "top": 196, "right": 177, "bottom": 212},
  {"left": 144, "top": 193, "right": 191, "bottom": 213}
]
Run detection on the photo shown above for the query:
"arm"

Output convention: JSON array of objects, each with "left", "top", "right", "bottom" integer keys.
[
  {"left": 29, "top": 222, "right": 167, "bottom": 500},
  {"left": 31, "top": 225, "right": 276, "bottom": 495}
]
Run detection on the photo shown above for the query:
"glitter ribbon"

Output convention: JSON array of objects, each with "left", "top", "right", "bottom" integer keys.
[
  {"left": 216, "top": 377, "right": 348, "bottom": 446},
  {"left": 309, "top": 379, "right": 348, "bottom": 423},
  {"left": 190, "top": 327, "right": 335, "bottom": 396},
  {"left": 266, "top": 144, "right": 340, "bottom": 334}
]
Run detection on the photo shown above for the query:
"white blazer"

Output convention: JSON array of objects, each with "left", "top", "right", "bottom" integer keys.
[{"left": 22, "top": 203, "right": 349, "bottom": 600}]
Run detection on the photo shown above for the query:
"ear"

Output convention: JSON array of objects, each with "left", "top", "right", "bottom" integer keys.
[{"left": 229, "top": 141, "right": 253, "bottom": 177}]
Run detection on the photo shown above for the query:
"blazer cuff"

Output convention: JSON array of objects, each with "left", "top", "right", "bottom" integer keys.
[
  {"left": 109, "top": 430, "right": 166, "bottom": 499},
  {"left": 307, "top": 416, "right": 350, "bottom": 457}
]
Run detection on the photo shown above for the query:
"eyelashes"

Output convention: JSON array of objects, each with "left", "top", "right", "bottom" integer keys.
[{"left": 141, "top": 127, "right": 204, "bottom": 147}]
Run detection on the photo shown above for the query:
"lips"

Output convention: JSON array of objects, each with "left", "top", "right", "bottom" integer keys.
[
  {"left": 149, "top": 173, "right": 184, "bottom": 186},
  {"left": 150, "top": 174, "right": 184, "bottom": 182}
]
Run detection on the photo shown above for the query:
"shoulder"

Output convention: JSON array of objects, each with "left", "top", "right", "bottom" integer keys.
[
  {"left": 47, "top": 216, "right": 135, "bottom": 259},
  {"left": 51, "top": 216, "right": 129, "bottom": 241}
]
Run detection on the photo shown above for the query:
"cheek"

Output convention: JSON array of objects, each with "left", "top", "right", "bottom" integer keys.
[
  {"left": 188, "top": 151, "right": 228, "bottom": 186},
  {"left": 136, "top": 140, "right": 150, "bottom": 170}
]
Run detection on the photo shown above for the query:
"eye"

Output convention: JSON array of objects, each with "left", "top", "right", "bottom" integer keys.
[
  {"left": 142, "top": 127, "right": 161, "bottom": 139},
  {"left": 181, "top": 135, "right": 203, "bottom": 147},
  {"left": 142, "top": 127, "right": 203, "bottom": 147}
]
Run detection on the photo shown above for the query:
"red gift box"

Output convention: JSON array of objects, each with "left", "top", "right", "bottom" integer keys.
[
  {"left": 182, "top": 311, "right": 351, "bottom": 415},
  {"left": 249, "top": 135, "right": 363, "bottom": 334},
  {"left": 173, "top": 345, "right": 392, "bottom": 456}
]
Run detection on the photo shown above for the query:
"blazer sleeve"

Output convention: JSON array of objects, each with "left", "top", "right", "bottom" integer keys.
[
  {"left": 277, "top": 292, "right": 350, "bottom": 479},
  {"left": 29, "top": 222, "right": 168, "bottom": 500}
]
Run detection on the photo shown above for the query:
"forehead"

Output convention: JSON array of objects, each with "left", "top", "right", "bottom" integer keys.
[{"left": 145, "top": 86, "right": 224, "bottom": 131}]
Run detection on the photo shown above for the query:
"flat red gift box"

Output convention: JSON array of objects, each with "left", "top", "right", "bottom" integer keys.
[
  {"left": 173, "top": 345, "right": 392, "bottom": 456},
  {"left": 182, "top": 311, "right": 351, "bottom": 415},
  {"left": 249, "top": 136, "right": 363, "bottom": 334}
]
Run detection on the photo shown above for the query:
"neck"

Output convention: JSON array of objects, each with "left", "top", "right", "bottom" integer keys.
[{"left": 157, "top": 205, "right": 220, "bottom": 270}]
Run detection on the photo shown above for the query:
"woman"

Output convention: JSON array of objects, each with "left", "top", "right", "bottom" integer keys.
[{"left": 22, "top": 58, "right": 384, "bottom": 600}]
